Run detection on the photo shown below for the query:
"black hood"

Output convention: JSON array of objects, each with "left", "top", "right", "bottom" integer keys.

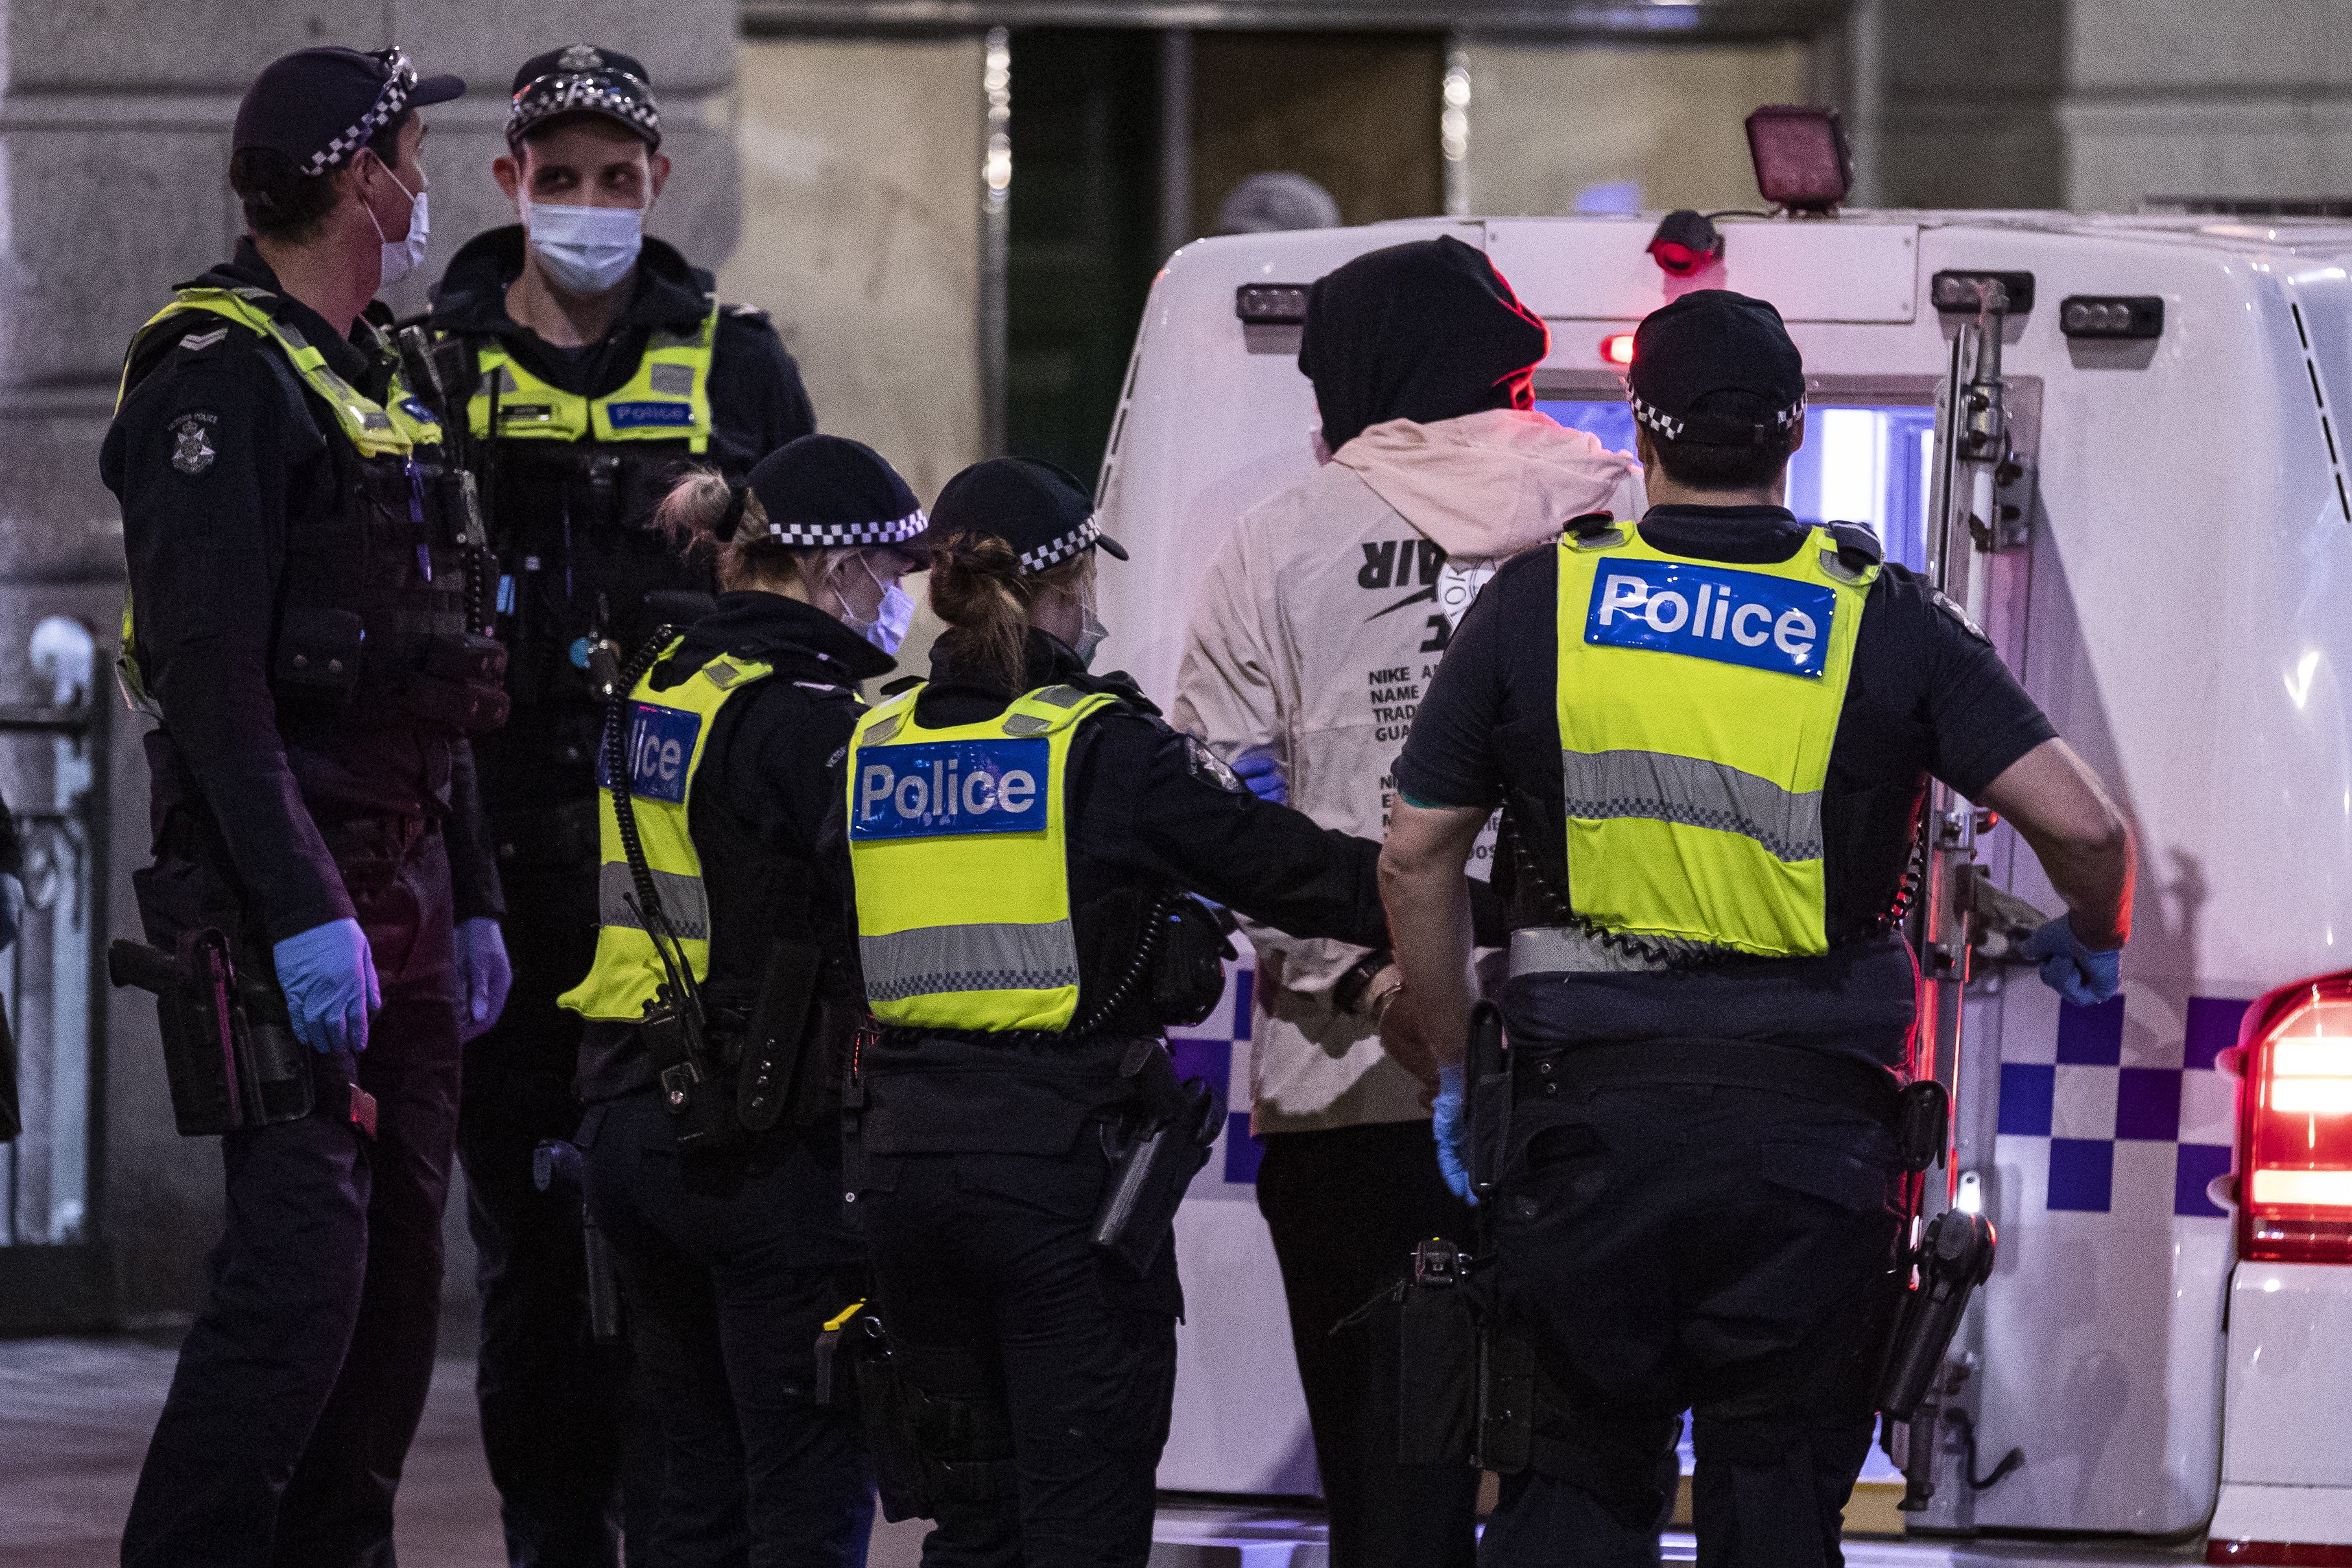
[{"left": 1298, "top": 233, "right": 1550, "bottom": 453}]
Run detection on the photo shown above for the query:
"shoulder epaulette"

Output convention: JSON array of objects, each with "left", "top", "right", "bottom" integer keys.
[
  {"left": 724, "top": 302, "right": 772, "bottom": 326},
  {"left": 1824, "top": 520, "right": 1884, "bottom": 569}
]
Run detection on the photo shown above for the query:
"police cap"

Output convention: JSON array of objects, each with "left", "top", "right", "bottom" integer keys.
[
  {"left": 508, "top": 45, "right": 661, "bottom": 150},
  {"left": 233, "top": 47, "right": 464, "bottom": 177},
  {"left": 929, "top": 458, "right": 1129, "bottom": 575},
  {"left": 743, "top": 436, "right": 932, "bottom": 562},
  {"left": 1626, "top": 289, "right": 1807, "bottom": 447}
]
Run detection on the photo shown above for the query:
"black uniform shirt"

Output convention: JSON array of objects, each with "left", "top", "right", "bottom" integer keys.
[
  {"left": 101, "top": 239, "right": 504, "bottom": 940},
  {"left": 1394, "top": 505, "right": 2055, "bottom": 1066},
  {"left": 576, "top": 591, "right": 892, "bottom": 1102},
  {"left": 429, "top": 227, "right": 814, "bottom": 481},
  {"left": 892, "top": 629, "right": 1390, "bottom": 1038}
]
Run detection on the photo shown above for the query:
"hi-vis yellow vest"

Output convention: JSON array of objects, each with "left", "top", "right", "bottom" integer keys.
[
  {"left": 1554, "top": 521, "right": 1877, "bottom": 958},
  {"left": 113, "top": 287, "right": 447, "bottom": 713},
  {"left": 467, "top": 302, "right": 719, "bottom": 452},
  {"left": 559, "top": 643, "right": 776, "bottom": 1022},
  {"left": 845, "top": 683, "right": 1120, "bottom": 1033}
]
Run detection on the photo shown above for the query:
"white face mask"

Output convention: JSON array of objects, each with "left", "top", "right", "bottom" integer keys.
[
  {"left": 523, "top": 200, "right": 645, "bottom": 296},
  {"left": 365, "top": 158, "right": 430, "bottom": 289}
]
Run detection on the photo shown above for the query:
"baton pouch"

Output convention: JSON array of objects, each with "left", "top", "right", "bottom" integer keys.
[
  {"left": 1368, "top": 1237, "right": 1534, "bottom": 1473},
  {"left": 1090, "top": 1042, "right": 1224, "bottom": 1276},
  {"left": 736, "top": 936, "right": 820, "bottom": 1134},
  {"left": 110, "top": 929, "right": 313, "bottom": 1137},
  {"left": 1878, "top": 1209, "right": 1997, "bottom": 1420},
  {"left": 816, "top": 1302, "right": 938, "bottom": 1523}
]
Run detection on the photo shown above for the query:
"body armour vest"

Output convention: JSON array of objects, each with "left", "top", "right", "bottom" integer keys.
[
  {"left": 1548, "top": 519, "right": 1877, "bottom": 960},
  {"left": 845, "top": 682, "right": 1122, "bottom": 1034},
  {"left": 458, "top": 303, "right": 724, "bottom": 731},
  {"left": 561, "top": 639, "right": 778, "bottom": 1023},
  {"left": 117, "top": 287, "right": 508, "bottom": 737}
]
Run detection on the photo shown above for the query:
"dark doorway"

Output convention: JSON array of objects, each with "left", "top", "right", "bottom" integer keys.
[
  {"left": 1001, "top": 27, "right": 1447, "bottom": 487},
  {"left": 1003, "top": 29, "right": 1165, "bottom": 484}
]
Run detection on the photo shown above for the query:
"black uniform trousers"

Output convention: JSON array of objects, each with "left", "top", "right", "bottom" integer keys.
[
  {"left": 122, "top": 822, "right": 461, "bottom": 1568},
  {"left": 583, "top": 1087, "right": 875, "bottom": 1568},
  {"left": 1479, "top": 1079, "right": 1905, "bottom": 1568},
  {"left": 457, "top": 829, "right": 640, "bottom": 1568},
  {"left": 1254, "top": 1121, "right": 1480, "bottom": 1568},
  {"left": 860, "top": 1139, "right": 1182, "bottom": 1568}
]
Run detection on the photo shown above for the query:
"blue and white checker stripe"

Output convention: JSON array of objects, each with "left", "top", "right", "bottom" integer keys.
[{"left": 1997, "top": 992, "right": 2242, "bottom": 1218}]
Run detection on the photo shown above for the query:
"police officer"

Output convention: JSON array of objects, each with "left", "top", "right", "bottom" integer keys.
[
  {"left": 427, "top": 45, "right": 817, "bottom": 1563},
  {"left": 842, "top": 458, "right": 1395, "bottom": 1567},
  {"left": 554, "top": 435, "right": 927, "bottom": 1565},
  {"left": 1377, "top": 291, "right": 2135, "bottom": 1566},
  {"left": 103, "top": 47, "right": 512, "bottom": 1568}
]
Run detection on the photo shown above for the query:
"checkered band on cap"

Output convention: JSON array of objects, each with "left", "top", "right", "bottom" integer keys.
[
  {"left": 302, "top": 49, "right": 416, "bottom": 175},
  {"left": 1017, "top": 516, "right": 1104, "bottom": 574},
  {"left": 1628, "top": 390, "right": 1804, "bottom": 444},
  {"left": 765, "top": 508, "right": 929, "bottom": 549},
  {"left": 508, "top": 54, "right": 661, "bottom": 145}
]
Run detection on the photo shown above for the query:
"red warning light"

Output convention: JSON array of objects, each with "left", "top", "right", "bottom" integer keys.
[{"left": 1600, "top": 333, "right": 1636, "bottom": 367}]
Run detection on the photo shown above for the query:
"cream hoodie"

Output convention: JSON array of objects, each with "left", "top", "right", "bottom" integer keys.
[{"left": 1174, "top": 409, "right": 1644, "bottom": 1135}]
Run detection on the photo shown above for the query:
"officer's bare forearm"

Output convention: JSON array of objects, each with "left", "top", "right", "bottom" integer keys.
[
  {"left": 1978, "top": 737, "right": 2135, "bottom": 949},
  {"left": 1379, "top": 801, "right": 1490, "bottom": 1070}
]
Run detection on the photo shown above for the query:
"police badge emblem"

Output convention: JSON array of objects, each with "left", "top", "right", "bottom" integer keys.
[
  {"left": 557, "top": 44, "right": 604, "bottom": 71},
  {"left": 169, "top": 412, "right": 218, "bottom": 477}
]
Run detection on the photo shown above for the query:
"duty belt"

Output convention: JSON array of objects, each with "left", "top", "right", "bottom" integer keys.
[{"left": 1512, "top": 1036, "right": 1901, "bottom": 1126}]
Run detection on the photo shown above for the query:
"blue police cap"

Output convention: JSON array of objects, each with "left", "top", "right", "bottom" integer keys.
[
  {"left": 507, "top": 45, "right": 660, "bottom": 150},
  {"left": 1626, "top": 289, "right": 1807, "bottom": 447},
  {"left": 929, "top": 458, "right": 1128, "bottom": 575},
  {"left": 232, "top": 47, "right": 464, "bottom": 176}
]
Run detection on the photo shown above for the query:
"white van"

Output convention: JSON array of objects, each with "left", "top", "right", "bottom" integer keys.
[{"left": 1096, "top": 210, "right": 2352, "bottom": 1562}]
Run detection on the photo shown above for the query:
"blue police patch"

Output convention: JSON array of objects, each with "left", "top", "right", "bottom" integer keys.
[
  {"left": 604, "top": 401, "right": 695, "bottom": 430},
  {"left": 851, "top": 739, "right": 1049, "bottom": 840},
  {"left": 593, "top": 702, "right": 702, "bottom": 803},
  {"left": 1584, "top": 559, "right": 1835, "bottom": 678}
]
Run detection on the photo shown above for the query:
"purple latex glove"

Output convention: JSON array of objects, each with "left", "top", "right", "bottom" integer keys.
[
  {"left": 456, "top": 917, "right": 512, "bottom": 1044},
  {"left": 274, "top": 918, "right": 381, "bottom": 1054},
  {"left": 1231, "top": 749, "right": 1287, "bottom": 805}
]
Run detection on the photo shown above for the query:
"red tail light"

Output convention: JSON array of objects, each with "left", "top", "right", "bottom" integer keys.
[
  {"left": 2240, "top": 971, "right": 2352, "bottom": 1263},
  {"left": 1600, "top": 333, "right": 1636, "bottom": 367}
]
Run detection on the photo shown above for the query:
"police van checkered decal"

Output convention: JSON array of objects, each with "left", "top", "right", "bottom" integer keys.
[
  {"left": 1168, "top": 968, "right": 1265, "bottom": 1185},
  {"left": 1997, "top": 993, "right": 2241, "bottom": 1218}
]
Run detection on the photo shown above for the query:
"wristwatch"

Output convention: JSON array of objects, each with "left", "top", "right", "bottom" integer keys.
[{"left": 1333, "top": 948, "right": 1395, "bottom": 1016}]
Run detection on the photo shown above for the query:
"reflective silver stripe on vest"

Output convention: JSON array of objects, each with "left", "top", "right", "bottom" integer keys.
[
  {"left": 1507, "top": 924, "right": 1678, "bottom": 978},
  {"left": 596, "top": 861, "right": 711, "bottom": 943},
  {"left": 861, "top": 920, "right": 1080, "bottom": 1003},
  {"left": 1561, "top": 748, "right": 1822, "bottom": 863}
]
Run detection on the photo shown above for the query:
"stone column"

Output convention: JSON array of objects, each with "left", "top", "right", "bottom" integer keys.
[{"left": 0, "top": 0, "right": 741, "bottom": 1325}]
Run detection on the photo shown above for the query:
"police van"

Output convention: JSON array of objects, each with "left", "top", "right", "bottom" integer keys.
[{"left": 1093, "top": 204, "right": 2352, "bottom": 1562}]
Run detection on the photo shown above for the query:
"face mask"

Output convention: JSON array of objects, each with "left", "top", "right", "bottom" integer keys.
[
  {"left": 835, "top": 555, "right": 915, "bottom": 656},
  {"left": 1071, "top": 579, "right": 1108, "bottom": 667},
  {"left": 365, "top": 158, "right": 430, "bottom": 289},
  {"left": 1073, "top": 606, "right": 1108, "bottom": 667},
  {"left": 524, "top": 200, "right": 646, "bottom": 296}
]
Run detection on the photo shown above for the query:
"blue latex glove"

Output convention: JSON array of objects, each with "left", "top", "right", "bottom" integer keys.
[
  {"left": 2021, "top": 914, "right": 2122, "bottom": 1008},
  {"left": 1231, "top": 749, "right": 1287, "bottom": 805},
  {"left": 0, "top": 873, "right": 22, "bottom": 951},
  {"left": 274, "top": 918, "right": 381, "bottom": 1054},
  {"left": 455, "top": 917, "right": 513, "bottom": 1044},
  {"left": 1431, "top": 1065, "right": 1478, "bottom": 1206}
]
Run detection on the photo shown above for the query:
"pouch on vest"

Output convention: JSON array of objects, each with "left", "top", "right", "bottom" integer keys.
[
  {"left": 272, "top": 607, "right": 366, "bottom": 699},
  {"left": 1355, "top": 1237, "right": 1536, "bottom": 1473}
]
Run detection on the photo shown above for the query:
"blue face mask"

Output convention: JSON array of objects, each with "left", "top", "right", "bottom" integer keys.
[
  {"left": 523, "top": 200, "right": 644, "bottom": 295},
  {"left": 835, "top": 554, "right": 914, "bottom": 656},
  {"left": 863, "top": 582, "right": 916, "bottom": 657}
]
